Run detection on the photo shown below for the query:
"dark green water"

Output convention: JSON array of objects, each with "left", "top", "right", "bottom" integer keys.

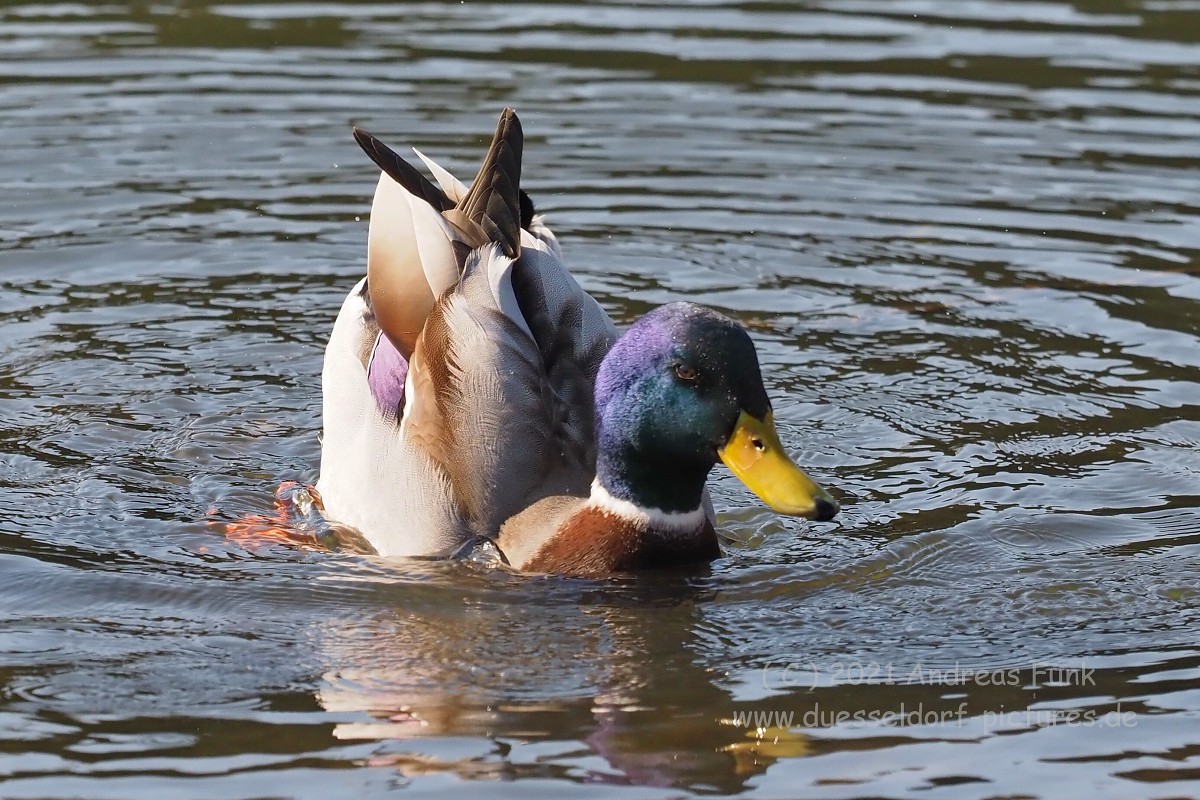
[{"left": 1, "top": 1, "right": 1198, "bottom": 797}]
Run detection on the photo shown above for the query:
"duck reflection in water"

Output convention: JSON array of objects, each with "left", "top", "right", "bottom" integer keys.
[{"left": 312, "top": 570, "right": 811, "bottom": 791}]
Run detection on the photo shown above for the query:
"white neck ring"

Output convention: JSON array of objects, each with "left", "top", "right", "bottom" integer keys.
[{"left": 588, "top": 480, "right": 707, "bottom": 533}]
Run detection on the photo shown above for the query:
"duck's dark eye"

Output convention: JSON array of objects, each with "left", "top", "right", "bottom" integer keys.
[{"left": 674, "top": 363, "right": 698, "bottom": 382}]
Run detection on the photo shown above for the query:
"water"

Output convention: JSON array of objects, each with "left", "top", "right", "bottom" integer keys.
[{"left": 1, "top": 1, "right": 1198, "bottom": 797}]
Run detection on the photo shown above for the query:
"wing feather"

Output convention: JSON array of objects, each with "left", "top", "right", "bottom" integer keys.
[
  {"left": 442, "top": 108, "right": 523, "bottom": 258},
  {"left": 353, "top": 128, "right": 454, "bottom": 213}
]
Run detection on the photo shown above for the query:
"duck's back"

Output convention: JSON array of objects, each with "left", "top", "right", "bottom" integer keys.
[
  {"left": 409, "top": 237, "right": 615, "bottom": 543},
  {"left": 317, "top": 110, "right": 616, "bottom": 556}
]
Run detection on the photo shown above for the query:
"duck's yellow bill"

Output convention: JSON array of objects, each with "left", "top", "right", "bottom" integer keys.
[{"left": 718, "top": 411, "right": 839, "bottom": 521}]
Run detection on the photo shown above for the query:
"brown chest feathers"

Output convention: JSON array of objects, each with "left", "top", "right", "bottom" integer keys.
[{"left": 521, "top": 505, "right": 721, "bottom": 576}]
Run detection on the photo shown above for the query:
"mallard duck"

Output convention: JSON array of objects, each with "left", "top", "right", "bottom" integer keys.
[{"left": 316, "top": 109, "right": 838, "bottom": 575}]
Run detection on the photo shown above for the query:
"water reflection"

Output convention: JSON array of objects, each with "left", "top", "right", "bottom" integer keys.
[
  {"left": 314, "top": 577, "right": 802, "bottom": 791},
  {"left": 306, "top": 561, "right": 1200, "bottom": 792}
]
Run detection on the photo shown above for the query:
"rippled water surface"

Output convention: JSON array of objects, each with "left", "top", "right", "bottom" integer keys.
[{"left": 2, "top": 1, "right": 1199, "bottom": 797}]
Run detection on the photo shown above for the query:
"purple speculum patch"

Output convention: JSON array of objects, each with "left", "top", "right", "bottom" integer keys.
[{"left": 367, "top": 333, "right": 408, "bottom": 418}]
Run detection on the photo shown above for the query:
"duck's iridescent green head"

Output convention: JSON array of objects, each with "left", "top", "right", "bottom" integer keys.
[{"left": 594, "top": 302, "right": 838, "bottom": 520}]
